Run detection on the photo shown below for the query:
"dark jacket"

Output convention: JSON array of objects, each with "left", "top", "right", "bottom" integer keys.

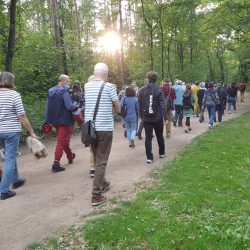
[
  {"left": 197, "top": 88, "right": 206, "bottom": 107},
  {"left": 161, "top": 84, "right": 176, "bottom": 110},
  {"left": 46, "top": 86, "right": 77, "bottom": 126},
  {"left": 138, "top": 83, "right": 165, "bottom": 122},
  {"left": 227, "top": 86, "right": 238, "bottom": 98},
  {"left": 202, "top": 88, "right": 219, "bottom": 107},
  {"left": 216, "top": 86, "right": 227, "bottom": 104}
]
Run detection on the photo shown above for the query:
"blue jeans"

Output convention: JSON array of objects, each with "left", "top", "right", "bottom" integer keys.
[
  {"left": 207, "top": 105, "right": 216, "bottom": 126},
  {"left": 0, "top": 132, "right": 20, "bottom": 193},
  {"left": 124, "top": 121, "right": 137, "bottom": 142},
  {"left": 228, "top": 97, "right": 236, "bottom": 111}
]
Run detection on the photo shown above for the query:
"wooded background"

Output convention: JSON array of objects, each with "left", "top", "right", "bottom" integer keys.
[{"left": 0, "top": 0, "right": 249, "bottom": 101}]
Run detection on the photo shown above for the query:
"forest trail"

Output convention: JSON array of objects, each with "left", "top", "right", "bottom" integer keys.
[{"left": 0, "top": 96, "right": 250, "bottom": 250}]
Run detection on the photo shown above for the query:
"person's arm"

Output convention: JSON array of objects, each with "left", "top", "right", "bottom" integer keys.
[
  {"left": 18, "top": 115, "right": 36, "bottom": 138},
  {"left": 113, "top": 100, "right": 121, "bottom": 114},
  {"left": 138, "top": 90, "right": 143, "bottom": 119},
  {"left": 62, "top": 92, "right": 78, "bottom": 111}
]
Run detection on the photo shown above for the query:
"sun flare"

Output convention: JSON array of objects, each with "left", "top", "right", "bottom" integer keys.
[{"left": 98, "top": 31, "right": 121, "bottom": 54}]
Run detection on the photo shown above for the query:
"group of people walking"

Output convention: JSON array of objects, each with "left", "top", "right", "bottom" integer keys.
[{"left": 0, "top": 64, "right": 247, "bottom": 206}]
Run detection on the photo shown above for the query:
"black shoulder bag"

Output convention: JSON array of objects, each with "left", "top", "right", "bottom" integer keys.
[{"left": 81, "top": 82, "right": 105, "bottom": 146}]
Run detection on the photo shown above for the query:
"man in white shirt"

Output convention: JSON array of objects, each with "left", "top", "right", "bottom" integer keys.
[{"left": 84, "top": 63, "right": 120, "bottom": 206}]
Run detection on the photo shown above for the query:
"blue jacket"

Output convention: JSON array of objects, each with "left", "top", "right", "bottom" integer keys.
[
  {"left": 120, "top": 96, "right": 138, "bottom": 122},
  {"left": 173, "top": 84, "right": 184, "bottom": 105},
  {"left": 45, "top": 86, "right": 77, "bottom": 125}
]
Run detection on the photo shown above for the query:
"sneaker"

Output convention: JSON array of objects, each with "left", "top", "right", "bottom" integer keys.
[
  {"left": 1, "top": 190, "right": 16, "bottom": 200},
  {"left": 52, "top": 165, "right": 65, "bottom": 172},
  {"left": 68, "top": 153, "right": 76, "bottom": 164},
  {"left": 188, "top": 127, "right": 192, "bottom": 131},
  {"left": 130, "top": 139, "right": 135, "bottom": 148},
  {"left": 147, "top": 159, "right": 153, "bottom": 164},
  {"left": 16, "top": 151, "right": 22, "bottom": 156},
  {"left": 89, "top": 169, "right": 95, "bottom": 178},
  {"left": 185, "top": 129, "right": 189, "bottom": 133},
  {"left": 91, "top": 195, "right": 106, "bottom": 206},
  {"left": 208, "top": 124, "right": 213, "bottom": 129},
  {"left": 13, "top": 179, "right": 25, "bottom": 189},
  {"left": 159, "top": 154, "right": 166, "bottom": 158},
  {"left": 228, "top": 111, "right": 231, "bottom": 114},
  {"left": 102, "top": 182, "right": 110, "bottom": 194}
]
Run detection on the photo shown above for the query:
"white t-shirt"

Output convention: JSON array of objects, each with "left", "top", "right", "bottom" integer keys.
[
  {"left": 84, "top": 81, "right": 118, "bottom": 131},
  {"left": 0, "top": 90, "right": 26, "bottom": 132}
]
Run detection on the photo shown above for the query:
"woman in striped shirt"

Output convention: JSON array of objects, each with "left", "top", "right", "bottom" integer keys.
[{"left": 0, "top": 72, "right": 37, "bottom": 200}]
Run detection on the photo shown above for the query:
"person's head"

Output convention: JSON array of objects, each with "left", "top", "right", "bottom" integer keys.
[
  {"left": 147, "top": 71, "right": 158, "bottom": 84},
  {"left": 0, "top": 72, "right": 15, "bottom": 89},
  {"left": 93, "top": 63, "right": 108, "bottom": 81},
  {"left": 208, "top": 82, "right": 214, "bottom": 88},
  {"left": 72, "top": 80, "right": 81, "bottom": 93},
  {"left": 186, "top": 83, "right": 192, "bottom": 90},
  {"left": 88, "top": 75, "right": 95, "bottom": 82},
  {"left": 200, "top": 82, "right": 206, "bottom": 88},
  {"left": 125, "top": 86, "right": 136, "bottom": 97},
  {"left": 218, "top": 81, "right": 224, "bottom": 86},
  {"left": 162, "top": 79, "right": 169, "bottom": 85},
  {"left": 58, "top": 74, "right": 70, "bottom": 90},
  {"left": 195, "top": 80, "right": 199, "bottom": 86}
]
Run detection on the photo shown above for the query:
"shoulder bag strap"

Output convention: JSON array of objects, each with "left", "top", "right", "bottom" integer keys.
[{"left": 93, "top": 82, "right": 105, "bottom": 121}]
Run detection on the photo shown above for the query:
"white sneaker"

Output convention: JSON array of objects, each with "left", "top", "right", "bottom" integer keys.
[
  {"left": 147, "top": 159, "right": 153, "bottom": 164},
  {"left": 228, "top": 111, "right": 231, "bottom": 114},
  {"left": 159, "top": 154, "right": 166, "bottom": 158},
  {"left": 208, "top": 124, "right": 213, "bottom": 129}
]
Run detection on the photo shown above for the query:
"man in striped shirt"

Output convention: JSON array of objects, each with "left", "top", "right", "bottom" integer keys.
[{"left": 84, "top": 63, "right": 120, "bottom": 206}]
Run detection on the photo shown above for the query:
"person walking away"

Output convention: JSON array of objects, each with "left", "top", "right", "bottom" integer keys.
[
  {"left": 197, "top": 82, "right": 206, "bottom": 112},
  {"left": 161, "top": 79, "right": 176, "bottom": 138},
  {"left": 191, "top": 81, "right": 200, "bottom": 117},
  {"left": 45, "top": 74, "right": 78, "bottom": 172},
  {"left": 70, "top": 80, "right": 84, "bottom": 126},
  {"left": 202, "top": 82, "right": 219, "bottom": 128},
  {"left": 84, "top": 63, "right": 120, "bottom": 206},
  {"left": 0, "top": 72, "right": 37, "bottom": 200},
  {"left": 227, "top": 82, "right": 238, "bottom": 114},
  {"left": 183, "top": 84, "right": 194, "bottom": 133},
  {"left": 120, "top": 86, "right": 138, "bottom": 147},
  {"left": 239, "top": 82, "right": 247, "bottom": 102},
  {"left": 216, "top": 81, "right": 227, "bottom": 122},
  {"left": 173, "top": 80, "right": 184, "bottom": 127},
  {"left": 138, "top": 71, "right": 165, "bottom": 164}
]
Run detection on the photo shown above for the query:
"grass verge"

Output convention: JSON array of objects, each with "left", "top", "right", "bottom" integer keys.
[{"left": 27, "top": 112, "right": 250, "bottom": 250}]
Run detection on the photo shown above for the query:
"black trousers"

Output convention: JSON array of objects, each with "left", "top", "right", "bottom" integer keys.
[
  {"left": 143, "top": 119, "right": 165, "bottom": 160},
  {"left": 217, "top": 104, "right": 224, "bottom": 122}
]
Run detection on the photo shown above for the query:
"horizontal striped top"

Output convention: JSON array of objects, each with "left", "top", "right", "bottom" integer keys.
[
  {"left": 84, "top": 81, "right": 118, "bottom": 131},
  {"left": 0, "top": 89, "right": 25, "bottom": 132}
]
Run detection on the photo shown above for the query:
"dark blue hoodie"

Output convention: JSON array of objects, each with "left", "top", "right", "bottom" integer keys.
[{"left": 45, "top": 86, "right": 77, "bottom": 125}]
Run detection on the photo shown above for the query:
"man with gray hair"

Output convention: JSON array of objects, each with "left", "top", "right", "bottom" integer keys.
[
  {"left": 45, "top": 74, "right": 78, "bottom": 172},
  {"left": 84, "top": 63, "right": 120, "bottom": 206}
]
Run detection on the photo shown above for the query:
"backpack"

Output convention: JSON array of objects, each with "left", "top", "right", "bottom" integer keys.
[
  {"left": 205, "top": 93, "right": 218, "bottom": 106},
  {"left": 141, "top": 85, "right": 157, "bottom": 117},
  {"left": 121, "top": 98, "right": 127, "bottom": 118},
  {"left": 182, "top": 93, "right": 192, "bottom": 108}
]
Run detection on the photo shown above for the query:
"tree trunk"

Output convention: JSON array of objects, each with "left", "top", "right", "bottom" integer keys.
[
  {"left": 5, "top": 0, "right": 17, "bottom": 73},
  {"left": 207, "top": 53, "right": 215, "bottom": 81},
  {"left": 118, "top": 0, "right": 125, "bottom": 86},
  {"left": 73, "top": 0, "right": 81, "bottom": 47},
  {"left": 216, "top": 48, "right": 225, "bottom": 82},
  {"left": 50, "top": 0, "right": 60, "bottom": 46}
]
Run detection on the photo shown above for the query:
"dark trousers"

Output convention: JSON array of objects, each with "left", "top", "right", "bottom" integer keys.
[
  {"left": 174, "top": 105, "right": 183, "bottom": 126},
  {"left": 137, "top": 121, "right": 144, "bottom": 136},
  {"left": 217, "top": 104, "right": 224, "bottom": 122},
  {"left": 143, "top": 119, "right": 165, "bottom": 160},
  {"left": 92, "top": 131, "right": 113, "bottom": 195},
  {"left": 185, "top": 117, "right": 190, "bottom": 126}
]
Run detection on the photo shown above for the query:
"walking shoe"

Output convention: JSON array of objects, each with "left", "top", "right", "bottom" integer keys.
[
  {"left": 147, "top": 159, "right": 153, "bottom": 164},
  {"left": 185, "top": 129, "right": 189, "bottom": 133},
  {"left": 173, "top": 121, "right": 177, "bottom": 127},
  {"left": 130, "top": 139, "right": 135, "bottom": 148},
  {"left": 137, "top": 134, "right": 142, "bottom": 140},
  {"left": 166, "top": 133, "right": 171, "bottom": 138},
  {"left": 188, "top": 127, "right": 192, "bottom": 131},
  {"left": 89, "top": 169, "right": 95, "bottom": 178},
  {"left": 52, "top": 165, "right": 65, "bottom": 172},
  {"left": 228, "top": 111, "right": 231, "bottom": 114},
  {"left": 208, "top": 124, "right": 213, "bottom": 129},
  {"left": 124, "top": 130, "right": 127, "bottom": 138},
  {"left": 1, "top": 190, "right": 16, "bottom": 200},
  {"left": 13, "top": 179, "right": 25, "bottom": 189},
  {"left": 16, "top": 151, "right": 22, "bottom": 156},
  {"left": 91, "top": 195, "right": 106, "bottom": 206},
  {"left": 159, "top": 154, "right": 166, "bottom": 159},
  {"left": 68, "top": 153, "right": 76, "bottom": 164},
  {"left": 102, "top": 182, "right": 110, "bottom": 194}
]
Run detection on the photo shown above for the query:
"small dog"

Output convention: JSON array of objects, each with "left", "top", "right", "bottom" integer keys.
[{"left": 26, "top": 136, "right": 48, "bottom": 159}]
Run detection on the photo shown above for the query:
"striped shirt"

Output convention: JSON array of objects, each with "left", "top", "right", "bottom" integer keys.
[
  {"left": 84, "top": 81, "right": 118, "bottom": 131},
  {"left": 0, "top": 90, "right": 25, "bottom": 132}
]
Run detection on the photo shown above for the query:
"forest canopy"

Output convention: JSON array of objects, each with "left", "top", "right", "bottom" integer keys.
[{"left": 0, "top": 0, "right": 249, "bottom": 99}]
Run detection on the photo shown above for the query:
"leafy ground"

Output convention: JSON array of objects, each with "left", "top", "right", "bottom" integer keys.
[{"left": 28, "top": 113, "right": 250, "bottom": 250}]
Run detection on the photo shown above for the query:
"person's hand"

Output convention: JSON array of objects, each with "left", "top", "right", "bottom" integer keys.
[{"left": 30, "top": 132, "right": 37, "bottom": 138}]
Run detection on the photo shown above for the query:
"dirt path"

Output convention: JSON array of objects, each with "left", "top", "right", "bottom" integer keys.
[{"left": 0, "top": 96, "right": 249, "bottom": 250}]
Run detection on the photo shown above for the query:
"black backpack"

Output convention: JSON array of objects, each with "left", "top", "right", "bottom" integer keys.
[
  {"left": 121, "top": 97, "right": 127, "bottom": 118},
  {"left": 182, "top": 92, "right": 192, "bottom": 108},
  {"left": 141, "top": 85, "right": 157, "bottom": 117}
]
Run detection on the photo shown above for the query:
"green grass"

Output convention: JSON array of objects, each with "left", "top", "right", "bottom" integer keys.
[{"left": 27, "top": 113, "right": 250, "bottom": 250}]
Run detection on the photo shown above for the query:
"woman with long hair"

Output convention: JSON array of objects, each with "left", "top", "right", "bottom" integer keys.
[{"left": 182, "top": 83, "right": 194, "bottom": 133}]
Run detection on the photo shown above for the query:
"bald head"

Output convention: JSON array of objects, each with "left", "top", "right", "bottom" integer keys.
[{"left": 93, "top": 63, "right": 108, "bottom": 80}]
